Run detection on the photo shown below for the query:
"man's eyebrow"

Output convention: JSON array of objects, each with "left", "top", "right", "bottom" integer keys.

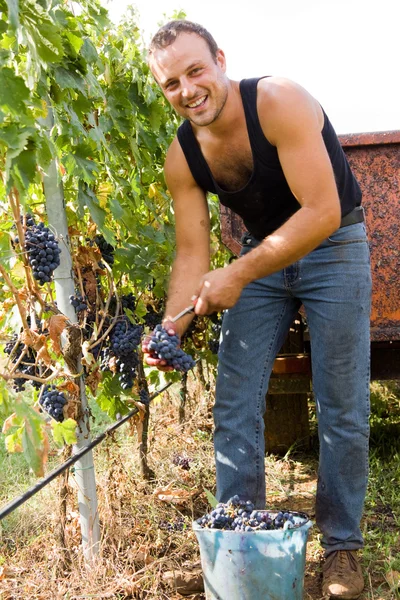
[{"left": 162, "top": 62, "right": 203, "bottom": 87}]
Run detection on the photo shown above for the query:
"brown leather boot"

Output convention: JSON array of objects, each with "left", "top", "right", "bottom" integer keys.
[{"left": 322, "top": 550, "right": 364, "bottom": 599}]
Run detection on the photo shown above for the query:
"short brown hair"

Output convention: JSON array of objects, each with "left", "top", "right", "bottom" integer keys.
[{"left": 149, "top": 20, "right": 219, "bottom": 62}]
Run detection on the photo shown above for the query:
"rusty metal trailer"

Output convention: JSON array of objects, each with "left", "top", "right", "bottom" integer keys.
[{"left": 220, "top": 131, "right": 400, "bottom": 453}]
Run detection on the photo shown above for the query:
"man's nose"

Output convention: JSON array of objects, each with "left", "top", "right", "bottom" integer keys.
[{"left": 181, "top": 78, "right": 196, "bottom": 99}]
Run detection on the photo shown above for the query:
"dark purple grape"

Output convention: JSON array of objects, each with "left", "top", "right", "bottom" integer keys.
[
  {"left": 94, "top": 234, "right": 114, "bottom": 266},
  {"left": 24, "top": 215, "right": 61, "bottom": 286},
  {"left": 195, "top": 497, "right": 298, "bottom": 531},
  {"left": 148, "top": 325, "right": 195, "bottom": 373},
  {"left": 39, "top": 384, "right": 67, "bottom": 422}
]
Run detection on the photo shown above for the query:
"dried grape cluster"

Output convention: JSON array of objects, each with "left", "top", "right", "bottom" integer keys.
[
  {"left": 159, "top": 517, "right": 187, "bottom": 531},
  {"left": 196, "top": 496, "right": 298, "bottom": 531},
  {"left": 147, "top": 325, "right": 195, "bottom": 373},
  {"left": 95, "top": 234, "right": 114, "bottom": 266},
  {"left": 172, "top": 453, "right": 192, "bottom": 470},
  {"left": 39, "top": 384, "right": 68, "bottom": 422},
  {"left": 21, "top": 214, "right": 61, "bottom": 285}
]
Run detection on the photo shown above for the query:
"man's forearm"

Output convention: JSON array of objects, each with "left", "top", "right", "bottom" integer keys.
[{"left": 230, "top": 206, "right": 341, "bottom": 287}]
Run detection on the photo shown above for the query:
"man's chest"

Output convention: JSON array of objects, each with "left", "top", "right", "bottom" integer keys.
[{"left": 199, "top": 131, "right": 254, "bottom": 192}]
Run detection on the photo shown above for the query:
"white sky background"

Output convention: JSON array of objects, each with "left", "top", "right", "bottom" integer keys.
[{"left": 104, "top": 0, "right": 399, "bottom": 134}]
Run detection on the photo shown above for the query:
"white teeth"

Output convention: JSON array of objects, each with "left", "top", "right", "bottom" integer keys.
[{"left": 188, "top": 96, "right": 206, "bottom": 108}]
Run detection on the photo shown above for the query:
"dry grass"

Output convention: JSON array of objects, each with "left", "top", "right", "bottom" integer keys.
[{"left": 0, "top": 374, "right": 399, "bottom": 599}]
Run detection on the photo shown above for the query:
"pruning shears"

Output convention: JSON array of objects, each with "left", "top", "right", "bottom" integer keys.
[{"left": 170, "top": 305, "right": 195, "bottom": 323}]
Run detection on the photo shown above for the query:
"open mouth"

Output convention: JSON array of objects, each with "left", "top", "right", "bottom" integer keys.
[{"left": 187, "top": 95, "right": 208, "bottom": 109}]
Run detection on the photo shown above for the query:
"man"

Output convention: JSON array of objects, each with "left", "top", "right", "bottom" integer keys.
[{"left": 145, "top": 19, "right": 371, "bottom": 599}]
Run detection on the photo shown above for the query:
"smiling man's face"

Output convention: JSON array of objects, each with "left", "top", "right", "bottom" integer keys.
[{"left": 150, "top": 32, "right": 229, "bottom": 127}]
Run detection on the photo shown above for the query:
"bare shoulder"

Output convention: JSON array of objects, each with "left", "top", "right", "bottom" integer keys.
[
  {"left": 164, "top": 136, "right": 199, "bottom": 193},
  {"left": 257, "top": 77, "right": 324, "bottom": 145}
]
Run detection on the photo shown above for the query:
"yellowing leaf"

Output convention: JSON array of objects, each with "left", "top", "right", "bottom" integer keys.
[
  {"left": 52, "top": 418, "right": 77, "bottom": 447},
  {"left": 5, "top": 429, "right": 23, "bottom": 453},
  {"left": 11, "top": 261, "right": 26, "bottom": 279},
  {"left": 2, "top": 412, "right": 21, "bottom": 433}
]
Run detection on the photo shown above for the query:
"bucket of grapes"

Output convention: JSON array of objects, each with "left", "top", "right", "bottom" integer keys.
[{"left": 193, "top": 495, "right": 312, "bottom": 600}]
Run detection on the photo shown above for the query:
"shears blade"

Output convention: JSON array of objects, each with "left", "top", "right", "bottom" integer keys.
[{"left": 170, "top": 305, "right": 195, "bottom": 323}]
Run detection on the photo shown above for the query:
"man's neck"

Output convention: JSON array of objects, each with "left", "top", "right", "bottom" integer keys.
[{"left": 192, "top": 79, "right": 243, "bottom": 140}]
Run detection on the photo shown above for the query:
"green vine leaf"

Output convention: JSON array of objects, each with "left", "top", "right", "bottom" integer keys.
[
  {"left": 52, "top": 418, "right": 78, "bottom": 447},
  {"left": 6, "top": 0, "right": 19, "bottom": 32},
  {"left": 0, "top": 67, "right": 30, "bottom": 115}
]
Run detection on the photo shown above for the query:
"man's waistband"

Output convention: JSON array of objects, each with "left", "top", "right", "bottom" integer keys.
[
  {"left": 340, "top": 206, "right": 365, "bottom": 228},
  {"left": 241, "top": 206, "right": 365, "bottom": 246}
]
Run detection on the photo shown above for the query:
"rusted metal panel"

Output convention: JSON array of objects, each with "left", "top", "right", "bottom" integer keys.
[
  {"left": 341, "top": 132, "right": 400, "bottom": 342},
  {"left": 220, "top": 131, "right": 400, "bottom": 343}
]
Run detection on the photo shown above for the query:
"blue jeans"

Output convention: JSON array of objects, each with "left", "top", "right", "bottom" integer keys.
[{"left": 214, "top": 222, "right": 371, "bottom": 554}]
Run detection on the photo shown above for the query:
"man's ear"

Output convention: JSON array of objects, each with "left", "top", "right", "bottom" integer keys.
[{"left": 216, "top": 48, "right": 226, "bottom": 72}]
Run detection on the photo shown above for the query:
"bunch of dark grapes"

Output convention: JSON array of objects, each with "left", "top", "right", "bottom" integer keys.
[
  {"left": 172, "top": 453, "right": 192, "bottom": 471},
  {"left": 109, "top": 317, "right": 143, "bottom": 390},
  {"left": 115, "top": 353, "right": 139, "bottom": 390},
  {"left": 195, "top": 496, "right": 299, "bottom": 531},
  {"left": 4, "top": 335, "right": 42, "bottom": 391},
  {"left": 4, "top": 334, "right": 19, "bottom": 357},
  {"left": 69, "top": 293, "right": 88, "bottom": 313},
  {"left": 147, "top": 325, "right": 195, "bottom": 373},
  {"left": 144, "top": 304, "right": 163, "bottom": 329},
  {"left": 39, "top": 384, "right": 68, "bottom": 422},
  {"left": 109, "top": 293, "right": 136, "bottom": 317},
  {"left": 21, "top": 215, "right": 61, "bottom": 285},
  {"left": 208, "top": 313, "right": 223, "bottom": 354},
  {"left": 139, "top": 388, "right": 150, "bottom": 405},
  {"left": 159, "top": 517, "right": 187, "bottom": 532},
  {"left": 121, "top": 292, "right": 136, "bottom": 312},
  {"left": 95, "top": 234, "right": 114, "bottom": 266}
]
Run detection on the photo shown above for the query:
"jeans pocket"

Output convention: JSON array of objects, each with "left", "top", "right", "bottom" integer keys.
[{"left": 326, "top": 223, "right": 368, "bottom": 246}]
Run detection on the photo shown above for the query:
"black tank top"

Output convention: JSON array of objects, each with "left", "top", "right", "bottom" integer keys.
[{"left": 177, "top": 77, "right": 362, "bottom": 240}]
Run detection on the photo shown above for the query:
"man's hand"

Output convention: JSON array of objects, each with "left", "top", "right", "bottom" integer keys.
[
  {"left": 193, "top": 264, "right": 245, "bottom": 315},
  {"left": 142, "top": 319, "right": 177, "bottom": 372}
]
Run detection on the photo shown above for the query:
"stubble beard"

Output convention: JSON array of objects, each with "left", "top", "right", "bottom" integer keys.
[{"left": 186, "top": 79, "right": 229, "bottom": 127}]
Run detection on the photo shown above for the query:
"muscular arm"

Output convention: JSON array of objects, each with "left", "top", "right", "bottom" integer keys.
[
  {"left": 195, "top": 78, "right": 342, "bottom": 314},
  {"left": 163, "top": 137, "right": 211, "bottom": 335}
]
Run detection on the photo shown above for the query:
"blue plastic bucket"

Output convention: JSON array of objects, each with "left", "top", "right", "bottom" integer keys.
[{"left": 193, "top": 511, "right": 312, "bottom": 600}]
